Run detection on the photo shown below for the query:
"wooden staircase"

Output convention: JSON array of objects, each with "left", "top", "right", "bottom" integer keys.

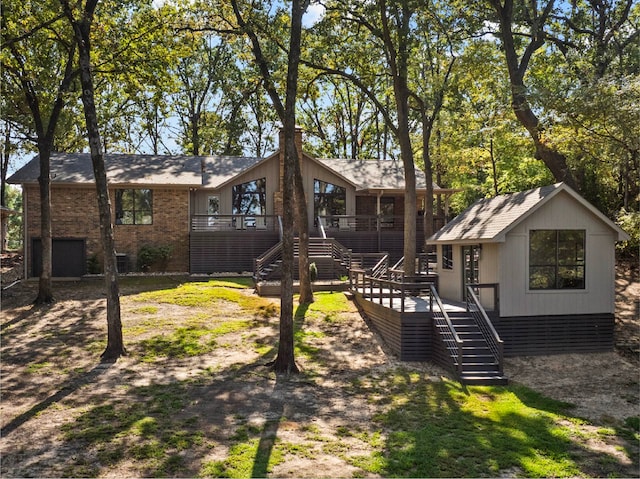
[
  {"left": 430, "top": 285, "right": 507, "bottom": 386},
  {"left": 254, "top": 238, "right": 350, "bottom": 282},
  {"left": 444, "top": 312, "right": 508, "bottom": 385}
]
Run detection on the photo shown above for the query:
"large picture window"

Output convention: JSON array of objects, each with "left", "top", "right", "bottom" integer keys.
[
  {"left": 115, "top": 189, "right": 153, "bottom": 225},
  {"left": 314, "top": 179, "right": 346, "bottom": 226},
  {"left": 529, "top": 230, "right": 585, "bottom": 290},
  {"left": 232, "top": 178, "right": 266, "bottom": 216}
]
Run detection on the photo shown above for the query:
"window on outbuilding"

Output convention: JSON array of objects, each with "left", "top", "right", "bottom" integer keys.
[
  {"left": 442, "top": 244, "right": 453, "bottom": 270},
  {"left": 529, "top": 229, "right": 585, "bottom": 289},
  {"left": 115, "top": 189, "right": 153, "bottom": 225}
]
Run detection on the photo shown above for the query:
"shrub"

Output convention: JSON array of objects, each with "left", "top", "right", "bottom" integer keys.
[
  {"left": 137, "top": 244, "right": 173, "bottom": 272},
  {"left": 87, "top": 254, "right": 101, "bottom": 274},
  {"left": 309, "top": 262, "right": 318, "bottom": 282}
]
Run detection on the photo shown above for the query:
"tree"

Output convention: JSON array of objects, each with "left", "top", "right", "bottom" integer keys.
[
  {"left": 228, "top": 0, "right": 312, "bottom": 373},
  {"left": 60, "top": 0, "right": 125, "bottom": 361},
  {"left": 307, "top": 0, "right": 421, "bottom": 275},
  {"left": 488, "top": 0, "right": 577, "bottom": 189},
  {"left": 2, "top": 0, "right": 79, "bottom": 304}
]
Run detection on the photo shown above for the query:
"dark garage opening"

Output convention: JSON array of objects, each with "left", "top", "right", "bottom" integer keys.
[{"left": 32, "top": 238, "right": 87, "bottom": 277}]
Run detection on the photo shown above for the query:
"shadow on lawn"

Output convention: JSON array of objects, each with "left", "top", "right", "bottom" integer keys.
[
  {"left": 3, "top": 282, "right": 638, "bottom": 478},
  {"left": 1, "top": 363, "right": 114, "bottom": 437},
  {"left": 369, "top": 372, "right": 639, "bottom": 478}
]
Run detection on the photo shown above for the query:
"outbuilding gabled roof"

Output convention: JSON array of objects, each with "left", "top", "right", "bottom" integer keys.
[{"left": 427, "top": 182, "right": 630, "bottom": 244}]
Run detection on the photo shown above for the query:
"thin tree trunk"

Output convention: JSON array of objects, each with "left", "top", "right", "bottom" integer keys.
[
  {"left": 273, "top": 130, "right": 298, "bottom": 373},
  {"left": 62, "top": 0, "right": 125, "bottom": 361},
  {"left": 273, "top": 0, "right": 309, "bottom": 372},
  {"left": 35, "top": 147, "right": 54, "bottom": 304},
  {"left": 422, "top": 117, "right": 435, "bottom": 252},
  {"left": 295, "top": 160, "right": 313, "bottom": 304}
]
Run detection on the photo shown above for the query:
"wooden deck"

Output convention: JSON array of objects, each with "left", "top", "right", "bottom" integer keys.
[{"left": 353, "top": 286, "right": 466, "bottom": 313}]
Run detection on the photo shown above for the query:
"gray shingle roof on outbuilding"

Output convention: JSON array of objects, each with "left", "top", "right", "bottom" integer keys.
[{"left": 427, "top": 182, "right": 630, "bottom": 244}]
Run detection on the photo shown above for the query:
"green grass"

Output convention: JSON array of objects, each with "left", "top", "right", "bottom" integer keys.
[
  {"left": 296, "top": 291, "right": 353, "bottom": 323},
  {"left": 62, "top": 383, "right": 203, "bottom": 477},
  {"left": 199, "top": 421, "right": 286, "bottom": 478},
  {"left": 348, "top": 372, "right": 585, "bottom": 478},
  {"left": 132, "top": 280, "right": 278, "bottom": 318},
  {"left": 25, "top": 361, "right": 53, "bottom": 374},
  {"left": 50, "top": 284, "right": 636, "bottom": 478}
]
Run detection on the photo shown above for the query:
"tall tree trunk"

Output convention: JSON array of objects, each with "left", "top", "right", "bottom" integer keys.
[
  {"left": 380, "top": 0, "right": 416, "bottom": 276},
  {"left": 62, "top": 0, "right": 125, "bottom": 361},
  {"left": 272, "top": 0, "right": 307, "bottom": 372},
  {"left": 35, "top": 146, "right": 54, "bottom": 304},
  {"left": 491, "top": 0, "right": 577, "bottom": 189},
  {"left": 294, "top": 157, "right": 313, "bottom": 304},
  {"left": 422, "top": 117, "right": 435, "bottom": 252},
  {"left": 274, "top": 129, "right": 298, "bottom": 373}
]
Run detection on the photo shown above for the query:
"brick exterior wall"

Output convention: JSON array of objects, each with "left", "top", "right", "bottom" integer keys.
[{"left": 24, "top": 185, "right": 190, "bottom": 275}]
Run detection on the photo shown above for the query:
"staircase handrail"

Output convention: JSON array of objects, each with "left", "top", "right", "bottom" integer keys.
[
  {"left": 466, "top": 286, "right": 504, "bottom": 374},
  {"left": 370, "top": 254, "right": 389, "bottom": 279},
  {"left": 277, "top": 216, "right": 283, "bottom": 241},
  {"left": 254, "top": 241, "right": 283, "bottom": 281},
  {"left": 330, "top": 239, "right": 351, "bottom": 268},
  {"left": 317, "top": 216, "right": 327, "bottom": 239},
  {"left": 430, "top": 285, "right": 463, "bottom": 374}
]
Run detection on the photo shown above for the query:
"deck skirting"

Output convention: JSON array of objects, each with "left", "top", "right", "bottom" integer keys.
[
  {"left": 355, "top": 290, "right": 615, "bottom": 362},
  {"left": 354, "top": 291, "right": 431, "bottom": 361},
  {"left": 493, "top": 314, "right": 615, "bottom": 356}
]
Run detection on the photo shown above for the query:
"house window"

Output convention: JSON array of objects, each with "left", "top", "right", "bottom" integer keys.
[
  {"left": 529, "top": 230, "right": 585, "bottom": 290},
  {"left": 314, "top": 179, "right": 346, "bottom": 226},
  {"left": 115, "top": 189, "right": 152, "bottom": 225},
  {"left": 208, "top": 195, "right": 220, "bottom": 215},
  {"left": 232, "top": 178, "right": 266, "bottom": 216},
  {"left": 442, "top": 244, "right": 453, "bottom": 270},
  {"left": 380, "top": 197, "right": 395, "bottom": 228}
]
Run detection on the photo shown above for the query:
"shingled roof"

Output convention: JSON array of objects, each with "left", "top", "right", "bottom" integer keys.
[
  {"left": 7, "top": 152, "right": 265, "bottom": 188},
  {"left": 9, "top": 152, "right": 456, "bottom": 193},
  {"left": 314, "top": 157, "right": 452, "bottom": 193},
  {"left": 427, "top": 182, "right": 629, "bottom": 244}
]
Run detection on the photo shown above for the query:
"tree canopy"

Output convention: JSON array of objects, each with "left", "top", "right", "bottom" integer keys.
[{"left": 3, "top": 0, "right": 638, "bottom": 239}]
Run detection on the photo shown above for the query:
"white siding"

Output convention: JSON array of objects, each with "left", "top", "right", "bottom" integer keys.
[
  {"left": 436, "top": 244, "right": 463, "bottom": 302},
  {"left": 500, "top": 191, "right": 617, "bottom": 317}
]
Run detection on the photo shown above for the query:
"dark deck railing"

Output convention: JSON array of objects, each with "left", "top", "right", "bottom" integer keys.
[
  {"left": 467, "top": 283, "right": 500, "bottom": 313},
  {"left": 430, "top": 285, "right": 464, "bottom": 374},
  {"left": 318, "top": 214, "right": 444, "bottom": 232},
  {"left": 466, "top": 286, "right": 504, "bottom": 374},
  {"left": 191, "top": 214, "right": 279, "bottom": 232},
  {"left": 350, "top": 270, "right": 438, "bottom": 314},
  {"left": 253, "top": 241, "right": 283, "bottom": 281}
]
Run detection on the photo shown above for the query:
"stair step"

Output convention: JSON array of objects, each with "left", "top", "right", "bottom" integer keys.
[{"left": 460, "top": 375, "right": 508, "bottom": 386}]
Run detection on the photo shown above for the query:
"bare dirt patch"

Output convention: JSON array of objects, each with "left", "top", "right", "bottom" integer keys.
[{"left": 1, "top": 263, "right": 638, "bottom": 478}]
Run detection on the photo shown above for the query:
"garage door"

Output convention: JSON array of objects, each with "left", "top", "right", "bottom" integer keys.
[{"left": 32, "top": 238, "right": 86, "bottom": 277}]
